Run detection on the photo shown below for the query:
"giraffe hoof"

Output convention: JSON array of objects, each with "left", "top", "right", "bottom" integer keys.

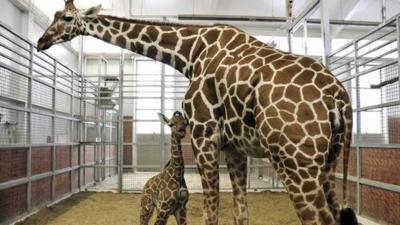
[{"left": 340, "top": 207, "right": 358, "bottom": 225}]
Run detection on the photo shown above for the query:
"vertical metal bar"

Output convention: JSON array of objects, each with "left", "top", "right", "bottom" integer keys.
[
  {"left": 117, "top": 49, "right": 124, "bottom": 193},
  {"left": 321, "top": 0, "right": 332, "bottom": 67},
  {"left": 381, "top": 0, "right": 387, "bottom": 23},
  {"left": 160, "top": 63, "right": 166, "bottom": 168},
  {"left": 79, "top": 78, "right": 83, "bottom": 191},
  {"left": 78, "top": 36, "right": 84, "bottom": 191},
  {"left": 246, "top": 157, "right": 250, "bottom": 190},
  {"left": 286, "top": 0, "right": 292, "bottom": 53},
  {"left": 303, "top": 20, "right": 308, "bottom": 55},
  {"left": 287, "top": 30, "right": 293, "bottom": 53},
  {"left": 70, "top": 70, "right": 74, "bottom": 193},
  {"left": 354, "top": 41, "right": 361, "bottom": 214},
  {"left": 26, "top": 43, "right": 33, "bottom": 212},
  {"left": 82, "top": 79, "right": 87, "bottom": 189},
  {"left": 95, "top": 61, "right": 100, "bottom": 183},
  {"left": 51, "top": 60, "right": 57, "bottom": 199},
  {"left": 396, "top": 16, "right": 400, "bottom": 105}
]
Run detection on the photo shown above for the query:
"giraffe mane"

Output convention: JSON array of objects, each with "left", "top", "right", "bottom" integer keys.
[{"left": 97, "top": 15, "right": 221, "bottom": 28}]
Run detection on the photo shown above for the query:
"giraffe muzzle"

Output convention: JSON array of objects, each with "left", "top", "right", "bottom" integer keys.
[{"left": 37, "top": 37, "right": 52, "bottom": 51}]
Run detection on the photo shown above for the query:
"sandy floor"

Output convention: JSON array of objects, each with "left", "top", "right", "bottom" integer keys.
[{"left": 17, "top": 191, "right": 300, "bottom": 225}]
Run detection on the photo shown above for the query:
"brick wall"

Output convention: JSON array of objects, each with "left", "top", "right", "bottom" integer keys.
[
  {"left": 123, "top": 145, "right": 132, "bottom": 165},
  {"left": 335, "top": 147, "right": 400, "bottom": 225},
  {"left": 56, "top": 146, "right": 70, "bottom": 170},
  {"left": 0, "top": 148, "right": 27, "bottom": 182},
  {"left": 71, "top": 169, "right": 79, "bottom": 192},
  {"left": 335, "top": 179, "right": 357, "bottom": 210},
  {"left": 388, "top": 117, "right": 400, "bottom": 144},
  {"left": 55, "top": 172, "right": 70, "bottom": 198},
  {"left": 85, "top": 167, "right": 94, "bottom": 184},
  {"left": 182, "top": 143, "right": 195, "bottom": 165},
  {"left": 31, "top": 147, "right": 51, "bottom": 175},
  {"left": 361, "top": 185, "right": 400, "bottom": 225},
  {"left": 0, "top": 184, "right": 27, "bottom": 223},
  {"left": 123, "top": 117, "right": 133, "bottom": 165},
  {"left": 335, "top": 147, "right": 357, "bottom": 176},
  {"left": 361, "top": 148, "right": 400, "bottom": 185},
  {"left": 71, "top": 145, "right": 79, "bottom": 166},
  {"left": 84, "top": 145, "right": 95, "bottom": 164},
  {"left": 31, "top": 177, "right": 51, "bottom": 208}
]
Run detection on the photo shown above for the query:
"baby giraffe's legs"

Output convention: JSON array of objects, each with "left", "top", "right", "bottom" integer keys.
[
  {"left": 140, "top": 194, "right": 155, "bottom": 225},
  {"left": 154, "top": 207, "right": 170, "bottom": 225},
  {"left": 174, "top": 203, "right": 187, "bottom": 225}
]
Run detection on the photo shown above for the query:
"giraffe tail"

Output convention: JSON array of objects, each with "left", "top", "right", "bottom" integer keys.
[{"left": 335, "top": 105, "right": 358, "bottom": 225}]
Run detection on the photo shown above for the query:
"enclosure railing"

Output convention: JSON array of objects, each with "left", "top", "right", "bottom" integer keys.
[
  {"left": 327, "top": 14, "right": 400, "bottom": 225},
  {"left": 0, "top": 21, "right": 82, "bottom": 225},
  {"left": 79, "top": 64, "right": 283, "bottom": 192}
]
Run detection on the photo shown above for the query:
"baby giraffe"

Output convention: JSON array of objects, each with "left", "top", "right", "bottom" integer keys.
[{"left": 140, "top": 111, "right": 189, "bottom": 225}]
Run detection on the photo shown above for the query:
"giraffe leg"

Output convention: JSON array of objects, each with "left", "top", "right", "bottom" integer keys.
[
  {"left": 268, "top": 144, "right": 336, "bottom": 225},
  {"left": 140, "top": 194, "right": 155, "bottom": 225},
  {"left": 154, "top": 207, "right": 170, "bottom": 225},
  {"left": 192, "top": 138, "right": 220, "bottom": 225},
  {"left": 323, "top": 156, "right": 341, "bottom": 221},
  {"left": 174, "top": 203, "right": 187, "bottom": 225},
  {"left": 224, "top": 147, "right": 249, "bottom": 225}
]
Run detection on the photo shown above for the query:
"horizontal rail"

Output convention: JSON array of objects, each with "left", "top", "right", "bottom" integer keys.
[
  {"left": 329, "top": 14, "right": 399, "bottom": 57},
  {"left": 338, "top": 60, "right": 397, "bottom": 83},
  {"left": 0, "top": 166, "right": 79, "bottom": 191},
  {"left": 336, "top": 173, "right": 400, "bottom": 193}
]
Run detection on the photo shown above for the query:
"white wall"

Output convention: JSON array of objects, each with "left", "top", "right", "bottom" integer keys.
[
  {"left": 0, "top": 0, "right": 24, "bottom": 34},
  {"left": 0, "top": 0, "right": 79, "bottom": 71}
]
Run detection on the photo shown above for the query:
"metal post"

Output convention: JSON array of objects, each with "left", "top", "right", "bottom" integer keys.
[
  {"left": 246, "top": 157, "right": 251, "bottom": 190},
  {"left": 26, "top": 43, "right": 34, "bottom": 212},
  {"left": 396, "top": 16, "right": 400, "bottom": 105},
  {"left": 70, "top": 70, "right": 74, "bottom": 193},
  {"left": 160, "top": 63, "right": 166, "bottom": 168},
  {"left": 117, "top": 49, "right": 124, "bottom": 193},
  {"left": 51, "top": 60, "right": 57, "bottom": 199},
  {"left": 321, "top": 0, "right": 331, "bottom": 67},
  {"left": 287, "top": 30, "right": 293, "bottom": 52},
  {"left": 381, "top": 0, "right": 387, "bottom": 23},
  {"left": 303, "top": 20, "right": 308, "bottom": 55},
  {"left": 78, "top": 36, "right": 84, "bottom": 191},
  {"left": 353, "top": 41, "right": 361, "bottom": 214},
  {"left": 82, "top": 79, "right": 87, "bottom": 189}
]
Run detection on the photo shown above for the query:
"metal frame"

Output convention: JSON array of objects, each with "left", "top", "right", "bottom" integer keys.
[
  {"left": 328, "top": 14, "right": 400, "bottom": 216},
  {"left": 0, "top": 21, "right": 82, "bottom": 225}
]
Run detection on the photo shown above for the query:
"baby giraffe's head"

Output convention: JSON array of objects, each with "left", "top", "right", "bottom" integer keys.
[
  {"left": 158, "top": 111, "right": 188, "bottom": 139},
  {"left": 37, "top": 0, "right": 101, "bottom": 51}
]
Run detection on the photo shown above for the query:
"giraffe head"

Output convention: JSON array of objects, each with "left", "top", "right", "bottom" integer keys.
[
  {"left": 37, "top": 0, "right": 101, "bottom": 51},
  {"left": 158, "top": 111, "right": 188, "bottom": 139}
]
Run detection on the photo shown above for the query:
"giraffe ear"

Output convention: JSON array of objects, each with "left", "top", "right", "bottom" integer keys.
[
  {"left": 158, "top": 113, "right": 171, "bottom": 125},
  {"left": 83, "top": 4, "right": 102, "bottom": 17}
]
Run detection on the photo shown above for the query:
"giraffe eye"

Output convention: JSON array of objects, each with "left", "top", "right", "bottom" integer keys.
[{"left": 62, "top": 16, "right": 74, "bottom": 22}]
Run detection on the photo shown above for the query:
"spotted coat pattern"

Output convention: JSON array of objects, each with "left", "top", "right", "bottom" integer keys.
[
  {"left": 140, "top": 112, "right": 189, "bottom": 225},
  {"left": 37, "top": 1, "right": 355, "bottom": 225}
]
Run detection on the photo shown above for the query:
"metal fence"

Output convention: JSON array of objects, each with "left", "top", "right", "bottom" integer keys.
[
  {"left": 0, "top": 19, "right": 282, "bottom": 225},
  {"left": 4, "top": 11, "right": 399, "bottom": 225},
  {"left": 328, "top": 14, "right": 400, "bottom": 225},
  {"left": 81, "top": 55, "right": 282, "bottom": 193},
  {"left": 0, "top": 21, "right": 81, "bottom": 225}
]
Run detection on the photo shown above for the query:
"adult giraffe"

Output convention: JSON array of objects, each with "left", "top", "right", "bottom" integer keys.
[{"left": 37, "top": 1, "right": 357, "bottom": 225}]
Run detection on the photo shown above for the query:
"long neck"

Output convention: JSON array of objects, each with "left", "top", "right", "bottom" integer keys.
[
  {"left": 84, "top": 15, "right": 209, "bottom": 76},
  {"left": 170, "top": 136, "right": 184, "bottom": 180}
]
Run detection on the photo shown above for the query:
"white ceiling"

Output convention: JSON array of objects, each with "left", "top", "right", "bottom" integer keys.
[
  {"left": 33, "top": 0, "right": 400, "bottom": 21},
  {"left": 31, "top": 0, "right": 400, "bottom": 46}
]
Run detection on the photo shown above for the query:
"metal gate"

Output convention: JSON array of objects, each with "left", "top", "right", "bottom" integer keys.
[{"left": 80, "top": 53, "right": 283, "bottom": 193}]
